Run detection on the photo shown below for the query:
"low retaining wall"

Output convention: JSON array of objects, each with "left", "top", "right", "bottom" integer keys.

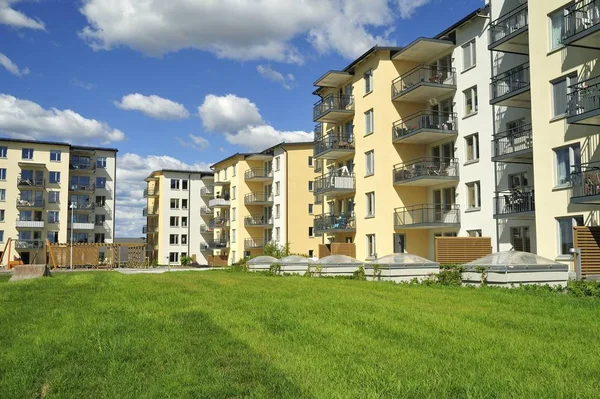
[{"left": 365, "top": 265, "right": 439, "bottom": 283}]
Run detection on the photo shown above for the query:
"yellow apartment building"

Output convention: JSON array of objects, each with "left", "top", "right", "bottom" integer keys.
[{"left": 210, "top": 142, "right": 320, "bottom": 264}]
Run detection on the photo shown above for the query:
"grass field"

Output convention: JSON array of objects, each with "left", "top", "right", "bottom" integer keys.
[{"left": 1, "top": 271, "right": 599, "bottom": 398}]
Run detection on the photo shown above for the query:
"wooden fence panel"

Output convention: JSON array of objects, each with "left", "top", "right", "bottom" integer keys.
[
  {"left": 318, "top": 243, "right": 356, "bottom": 259},
  {"left": 574, "top": 227, "right": 600, "bottom": 277},
  {"left": 208, "top": 255, "right": 228, "bottom": 267},
  {"left": 435, "top": 237, "right": 492, "bottom": 264}
]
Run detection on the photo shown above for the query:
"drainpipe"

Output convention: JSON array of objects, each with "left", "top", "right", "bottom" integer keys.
[
  {"left": 283, "top": 147, "right": 289, "bottom": 251},
  {"left": 113, "top": 151, "right": 118, "bottom": 242},
  {"left": 489, "top": 21, "right": 500, "bottom": 253},
  {"left": 188, "top": 172, "right": 192, "bottom": 260}
]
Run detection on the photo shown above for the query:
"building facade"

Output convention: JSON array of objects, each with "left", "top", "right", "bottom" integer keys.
[
  {"left": 144, "top": 170, "right": 214, "bottom": 265},
  {"left": 0, "top": 138, "right": 117, "bottom": 265}
]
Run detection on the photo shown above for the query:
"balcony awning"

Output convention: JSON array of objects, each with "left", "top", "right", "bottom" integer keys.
[
  {"left": 392, "top": 38, "right": 454, "bottom": 63},
  {"left": 18, "top": 162, "right": 47, "bottom": 168},
  {"left": 313, "top": 70, "right": 353, "bottom": 88}
]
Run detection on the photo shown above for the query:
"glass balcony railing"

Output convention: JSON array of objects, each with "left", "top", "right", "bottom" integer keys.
[
  {"left": 394, "top": 204, "right": 460, "bottom": 228},
  {"left": 69, "top": 162, "right": 96, "bottom": 172},
  {"left": 391, "top": 64, "right": 456, "bottom": 99},
  {"left": 17, "top": 177, "right": 44, "bottom": 187},
  {"left": 392, "top": 111, "right": 457, "bottom": 142},
  {"left": 492, "top": 123, "right": 533, "bottom": 161},
  {"left": 144, "top": 187, "right": 159, "bottom": 197},
  {"left": 493, "top": 187, "right": 535, "bottom": 217},
  {"left": 245, "top": 216, "right": 274, "bottom": 226},
  {"left": 244, "top": 192, "right": 274, "bottom": 205},
  {"left": 563, "top": 0, "right": 600, "bottom": 43},
  {"left": 200, "top": 186, "right": 214, "bottom": 196},
  {"left": 244, "top": 238, "right": 267, "bottom": 249},
  {"left": 16, "top": 198, "right": 45, "bottom": 208},
  {"left": 490, "top": 62, "right": 530, "bottom": 103},
  {"left": 15, "top": 240, "right": 44, "bottom": 249},
  {"left": 314, "top": 172, "right": 355, "bottom": 196},
  {"left": 313, "top": 95, "right": 354, "bottom": 122},
  {"left": 488, "top": 3, "right": 528, "bottom": 48},
  {"left": 244, "top": 168, "right": 273, "bottom": 180},
  {"left": 314, "top": 213, "right": 356, "bottom": 234},
  {"left": 393, "top": 158, "right": 459, "bottom": 184}
]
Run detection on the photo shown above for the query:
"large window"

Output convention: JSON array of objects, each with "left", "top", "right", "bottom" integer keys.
[
  {"left": 554, "top": 143, "right": 581, "bottom": 186},
  {"left": 365, "top": 150, "right": 374, "bottom": 176},
  {"left": 275, "top": 204, "right": 280, "bottom": 218},
  {"left": 48, "top": 211, "right": 59, "bottom": 223},
  {"left": 96, "top": 157, "right": 107, "bottom": 168},
  {"left": 465, "top": 133, "right": 479, "bottom": 162},
  {"left": 557, "top": 216, "right": 584, "bottom": 255},
  {"left": 182, "top": 180, "right": 188, "bottom": 190},
  {"left": 96, "top": 177, "right": 106, "bottom": 188},
  {"left": 275, "top": 181, "right": 280, "bottom": 196},
  {"left": 549, "top": 8, "right": 565, "bottom": 50},
  {"left": 462, "top": 39, "right": 476, "bottom": 70},
  {"left": 364, "top": 69, "right": 373, "bottom": 94},
  {"left": 365, "top": 192, "right": 375, "bottom": 217},
  {"left": 464, "top": 86, "right": 478, "bottom": 116},
  {"left": 366, "top": 234, "right": 376, "bottom": 259},
  {"left": 466, "top": 181, "right": 481, "bottom": 210},
  {"left": 552, "top": 74, "right": 577, "bottom": 117},
  {"left": 364, "top": 109, "right": 374, "bottom": 135},
  {"left": 275, "top": 157, "right": 281, "bottom": 171}
]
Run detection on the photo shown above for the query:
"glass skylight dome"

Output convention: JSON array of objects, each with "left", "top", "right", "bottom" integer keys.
[
  {"left": 315, "top": 255, "right": 363, "bottom": 265},
  {"left": 248, "top": 256, "right": 279, "bottom": 264},
  {"left": 371, "top": 253, "right": 438, "bottom": 266},
  {"left": 280, "top": 255, "right": 314, "bottom": 264},
  {"left": 465, "top": 251, "right": 567, "bottom": 271}
]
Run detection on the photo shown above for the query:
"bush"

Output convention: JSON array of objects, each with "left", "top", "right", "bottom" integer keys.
[
  {"left": 269, "top": 263, "right": 282, "bottom": 275},
  {"left": 567, "top": 280, "right": 600, "bottom": 297},
  {"left": 371, "top": 264, "right": 382, "bottom": 281},
  {"left": 180, "top": 256, "right": 192, "bottom": 266},
  {"left": 436, "top": 267, "right": 463, "bottom": 286},
  {"left": 263, "top": 242, "right": 290, "bottom": 258},
  {"left": 352, "top": 265, "right": 366, "bottom": 281}
]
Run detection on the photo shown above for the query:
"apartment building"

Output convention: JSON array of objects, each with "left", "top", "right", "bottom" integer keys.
[
  {"left": 312, "top": 6, "right": 500, "bottom": 261},
  {"left": 0, "top": 138, "right": 117, "bottom": 265},
  {"left": 210, "top": 142, "right": 320, "bottom": 264},
  {"left": 144, "top": 169, "right": 214, "bottom": 265}
]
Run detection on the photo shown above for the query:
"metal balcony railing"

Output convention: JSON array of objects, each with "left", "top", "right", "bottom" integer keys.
[
  {"left": 314, "top": 213, "right": 356, "bottom": 233},
  {"left": 492, "top": 123, "right": 533, "bottom": 159},
  {"left": 16, "top": 198, "right": 45, "bottom": 208},
  {"left": 563, "top": 0, "right": 600, "bottom": 42},
  {"left": 69, "top": 162, "right": 96, "bottom": 172},
  {"left": 244, "top": 192, "right": 273, "bottom": 204},
  {"left": 392, "top": 111, "right": 457, "bottom": 141},
  {"left": 70, "top": 202, "right": 95, "bottom": 211},
  {"left": 143, "top": 207, "right": 158, "bottom": 216},
  {"left": 244, "top": 238, "right": 267, "bottom": 249},
  {"left": 493, "top": 187, "right": 535, "bottom": 217},
  {"left": 244, "top": 168, "right": 273, "bottom": 180},
  {"left": 314, "top": 124, "right": 322, "bottom": 141},
  {"left": 313, "top": 95, "right": 355, "bottom": 121},
  {"left": 314, "top": 172, "right": 355, "bottom": 196},
  {"left": 17, "top": 177, "right": 45, "bottom": 187},
  {"left": 200, "top": 206, "right": 213, "bottom": 215},
  {"left": 490, "top": 62, "right": 530, "bottom": 101},
  {"left": 394, "top": 204, "right": 460, "bottom": 227},
  {"left": 200, "top": 186, "right": 214, "bottom": 196},
  {"left": 245, "top": 216, "right": 274, "bottom": 226},
  {"left": 488, "top": 3, "right": 528, "bottom": 47},
  {"left": 567, "top": 75, "right": 600, "bottom": 120},
  {"left": 213, "top": 217, "right": 229, "bottom": 228},
  {"left": 69, "top": 183, "right": 96, "bottom": 193},
  {"left": 391, "top": 64, "right": 456, "bottom": 98},
  {"left": 571, "top": 161, "right": 600, "bottom": 200},
  {"left": 314, "top": 131, "right": 355, "bottom": 158},
  {"left": 144, "top": 187, "right": 159, "bottom": 197},
  {"left": 393, "top": 158, "right": 459, "bottom": 184}
]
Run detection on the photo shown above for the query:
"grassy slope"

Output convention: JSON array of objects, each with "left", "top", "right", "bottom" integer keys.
[{"left": 0, "top": 271, "right": 599, "bottom": 398}]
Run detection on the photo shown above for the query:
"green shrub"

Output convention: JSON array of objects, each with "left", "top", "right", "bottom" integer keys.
[
  {"left": 352, "top": 265, "right": 366, "bottom": 281},
  {"left": 263, "top": 242, "right": 290, "bottom": 258},
  {"left": 567, "top": 280, "right": 600, "bottom": 297},
  {"left": 269, "top": 263, "right": 282, "bottom": 275},
  {"left": 180, "top": 256, "right": 192, "bottom": 266},
  {"left": 436, "top": 268, "right": 463, "bottom": 286},
  {"left": 371, "top": 264, "right": 382, "bottom": 281}
]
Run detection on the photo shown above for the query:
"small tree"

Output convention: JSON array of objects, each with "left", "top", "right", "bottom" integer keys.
[{"left": 263, "top": 242, "right": 290, "bottom": 258}]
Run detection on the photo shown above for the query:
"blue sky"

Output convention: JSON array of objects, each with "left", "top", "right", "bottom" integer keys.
[{"left": 0, "top": 0, "right": 484, "bottom": 236}]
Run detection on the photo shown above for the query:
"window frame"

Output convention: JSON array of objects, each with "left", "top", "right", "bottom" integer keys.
[
  {"left": 464, "top": 86, "right": 478, "bottom": 116},
  {"left": 366, "top": 234, "right": 376, "bottom": 259},
  {"left": 0, "top": 146, "right": 7, "bottom": 158},
  {"left": 554, "top": 143, "right": 581, "bottom": 187},
  {"left": 170, "top": 179, "right": 180, "bottom": 190},
  {"left": 22, "top": 148, "right": 34, "bottom": 160},
  {"left": 365, "top": 150, "right": 374, "bottom": 176},
  {"left": 49, "top": 171, "right": 60, "bottom": 184},
  {"left": 462, "top": 39, "right": 476, "bottom": 71},
  {"left": 465, "top": 133, "right": 479, "bottom": 162},
  {"left": 364, "top": 109, "right": 374, "bottom": 135},
  {"left": 551, "top": 73, "right": 577, "bottom": 118},
  {"left": 365, "top": 192, "right": 375, "bottom": 217},
  {"left": 466, "top": 181, "right": 481, "bottom": 210},
  {"left": 548, "top": 7, "right": 566, "bottom": 51},
  {"left": 364, "top": 69, "right": 373, "bottom": 94},
  {"left": 50, "top": 150, "right": 62, "bottom": 162},
  {"left": 556, "top": 216, "right": 584, "bottom": 256}
]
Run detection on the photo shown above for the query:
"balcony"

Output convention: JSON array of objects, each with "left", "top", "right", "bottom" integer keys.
[
  {"left": 200, "top": 186, "right": 214, "bottom": 197},
  {"left": 567, "top": 76, "right": 600, "bottom": 126},
  {"left": 562, "top": 0, "right": 600, "bottom": 48},
  {"left": 206, "top": 238, "right": 229, "bottom": 249},
  {"left": 393, "top": 158, "right": 459, "bottom": 186},
  {"left": 493, "top": 187, "right": 535, "bottom": 219},
  {"left": 200, "top": 206, "right": 213, "bottom": 216},
  {"left": 16, "top": 198, "right": 45, "bottom": 208},
  {"left": 394, "top": 204, "right": 460, "bottom": 229},
  {"left": 16, "top": 219, "right": 45, "bottom": 229},
  {"left": 71, "top": 222, "right": 95, "bottom": 230},
  {"left": 245, "top": 216, "right": 274, "bottom": 227},
  {"left": 244, "top": 168, "right": 273, "bottom": 182},
  {"left": 213, "top": 217, "right": 230, "bottom": 229},
  {"left": 391, "top": 64, "right": 456, "bottom": 103},
  {"left": 70, "top": 202, "right": 95, "bottom": 212},
  {"left": 15, "top": 240, "right": 44, "bottom": 249},
  {"left": 17, "top": 177, "right": 44, "bottom": 188},
  {"left": 144, "top": 187, "right": 159, "bottom": 198},
  {"left": 314, "top": 213, "right": 356, "bottom": 235},
  {"left": 488, "top": 3, "right": 529, "bottom": 54},
  {"left": 492, "top": 124, "right": 533, "bottom": 163},
  {"left": 142, "top": 225, "right": 147, "bottom": 234},
  {"left": 208, "top": 196, "right": 230, "bottom": 208},
  {"left": 314, "top": 131, "right": 354, "bottom": 160},
  {"left": 392, "top": 111, "right": 457, "bottom": 144},
  {"left": 69, "top": 184, "right": 95, "bottom": 193},
  {"left": 200, "top": 224, "right": 214, "bottom": 233},
  {"left": 69, "top": 162, "right": 96, "bottom": 173},
  {"left": 244, "top": 192, "right": 274, "bottom": 206},
  {"left": 570, "top": 162, "right": 600, "bottom": 204},
  {"left": 145, "top": 225, "right": 158, "bottom": 234},
  {"left": 313, "top": 95, "right": 355, "bottom": 123},
  {"left": 314, "top": 172, "right": 355, "bottom": 197},
  {"left": 143, "top": 207, "right": 158, "bottom": 217},
  {"left": 244, "top": 238, "right": 267, "bottom": 249},
  {"left": 490, "top": 63, "right": 530, "bottom": 108}
]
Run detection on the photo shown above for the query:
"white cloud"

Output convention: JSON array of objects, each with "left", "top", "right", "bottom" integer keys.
[
  {"left": 0, "top": 52, "right": 30, "bottom": 77},
  {"left": 198, "top": 94, "right": 263, "bottom": 133},
  {"left": 115, "top": 153, "right": 210, "bottom": 237},
  {"left": 0, "top": 0, "right": 45, "bottom": 30},
  {"left": 0, "top": 93, "right": 125, "bottom": 143},
  {"left": 78, "top": 0, "right": 428, "bottom": 61},
  {"left": 115, "top": 93, "right": 189, "bottom": 120},
  {"left": 198, "top": 94, "right": 313, "bottom": 151},
  {"left": 256, "top": 65, "right": 294, "bottom": 90},
  {"left": 177, "top": 134, "right": 210, "bottom": 151},
  {"left": 70, "top": 78, "right": 96, "bottom": 90}
]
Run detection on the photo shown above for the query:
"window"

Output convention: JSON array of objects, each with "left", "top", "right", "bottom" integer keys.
[
  {"left": 170, "top": 234, "right": 179, "bottom": 245},
  {"left": 558, "top": 216, "right": 584, "bottom": 255},
  {"left": 47, "top": 191, "right": 60, "bottom": 204},
  {"left": 308, "top": 249, "right": 314, "bottom": 257},
  {"left": 554, "top": 143, "right": 581, "bottom": 186},
  {"left": 232, "top": 207, "right": 236, "bottom": 221},
  {"left": 0, "top": 209, "right": 4, "bottom": 222},
  {"left": 365, "top": 192, "right": 375, "bottom": 217},
  {"left": 549, "top": 8, "right": 565, "bottom": 50},
  {"left": 0, "top": 169, "right": 6, "bottom": 181},
  {"left": 467, "top": 181, "right": 481, "bottom": 209},
  {"left": 180, "top": 199, "right": 188, "bottom": 210},
  {"left": 308, "top": 204, "right": 314, "bottom": 214},
  {"left": 49, "top": 171, "right": 60, "bottom": 184},
  {"left": 308, "top": 227, "right": 314, "bottom": 237},
  {"left": 509, "top": 172, "right": 529, "bottom": 189},
  {"left": 232, "top": 163, "right": 237, "bottom": 176},
  {"left": 364, "top": 69, "right": 373, "bottom": 94},
  {"left": 308, "top": 156, "right": 313, "bottom": 167},
  {"left": 95, "top": 234, "right": 105, "bottom": 244},
  {"left": 96, "top": 157, "right": 107, "bottom": 168},
  {"left": 465, "top": 134, "right": 479, "bottom": 162},
  {"left": 308, "top": 181, "right": 314, "bottom": 192},
  {"left": 50, "top": 150, "right": 61, "bottom": 161},
  {"left": 232, "top": 186, "right": 236, "bottom": 200},
  {"left": 170, "top": 216, "right": 179, "bottom": 227},
  {"left": 170, "top": 179, "right": 180, "bottom": 190},
  {"left": 275, "top": 227, "right": 280, "bottom": 241},
  {"left": 232, "top": 229, "right": 236, "bottom": 243},
  {"left": 47, "top": 231, "right": 58, "bottom": 243},
  {"left": 96, "top": 177, "right": 106, "bottom": 188},
  {"left": 169, "top": 252, "right": 179, "bottom": 263},
  {"left": 0, "top": 230, "right": 4, "bottom": 242},
  {"left": 0, "top": 189, "right": 5, "bottom": 201},
  {"left": 275, "top": 157, "right": 281, "bottom": 171},
  {"left": 48, "top": 211, "right": 59, "bottom": 223},
  {"left": 182, "top": 180, "right": 188, "bottom": 190},
  {"left": 464, "top": 86, "right": 478, "bottom": 115},
  {"left": 275, "top": 181, "right": 280, "bottom": 196},
  {"left": 22, "top": 148, "right": 33, "bottom": 160},
  {"left": 366, "top": 234, "right": 376, "bottom": 258},
  {"left": 364, "top": 109, "right": 374, "bottom": 135},
  {"left": 170, "top": 199, "right": 180, "bottom": 209},
  {"left": 95, "top": 214, "right": 106, "bottom": 225},
  {"left": 181, "top": 217, "right": 188, "bottom": 227},
  {"left": 181, "top": 234, "right": 188, "bottom": 245},
  {"left": 224, "top": 167, "right": 227, "bottom": 180},
  {"left": 95, "top": 195, "right": 105, "bottom": 206},
  {"left": 468, "top": 229, "right": 482, "bottom": 237},
  {"left": 365, "top": 150, "right": 374, "bottom": 176},
  {"left": 0, "top": 146, "right": 6, "bottom": 158},
  {"left": 552, "top": 74, "right": 577, "bottom": 117},
  {"left": 275, "top": 204, "right": 280, "bottom": 218},
  {"left": 462, "top": 39, "right": 476, "bottom": 70},
  {"left": 511, "top": 227, "right": 531, "bottom": 252}
]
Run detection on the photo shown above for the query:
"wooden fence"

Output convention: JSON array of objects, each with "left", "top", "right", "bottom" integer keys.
[
  {"left": 318, "top": 243, "right": 356, "bottom": 259},
  {"left": 208, "top": 255, "right": 228, "bottom": 267},
  {"left": 47, "top": 242, "right": 146, "bottom": 269},
  {"left": 435, "top": 237, "right": 492, "bottom": 264},
  {"left": 573, "top": 227, "right": 600, "bottom": 277}
]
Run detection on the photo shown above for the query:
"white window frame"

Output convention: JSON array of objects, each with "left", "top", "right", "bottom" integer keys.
[
  {"left": 554, "top": 143, "right": 580, "bottom": 187},
  {"left": 170, "top": 198, "right": 180, "bottom": 209},
  {"left": 462, "top": 39, "right": 476, "bottom": 70},
  {"left": 275, "top": 227, "right": 280, "bottom": 241},
  {"left": 275, "top": 157, "right": 281, "bottom": 171},
  {"left": 464, "top": 86, "right": 478, "bottom": 116},
  {"left": 275, "top": 204, "right": 280, "bottom": 219},
  {"left": 169, "top": 216, "right": 179, "bottom": 227},
  {"left": 365, "top": 150, "right": 374, "bottom": 176},
  {"left": 465, "top": 133, "right": 479, "bottom": 162},
  {"left": 557, "top": 216, "right": 584, "bottom": 256},
  {"left": 0, "top": 146, "right": 6, "bottom": 158},
  {"left": 96, "top": 157, "right": 107, "bottom": 168},
  {"left": 49, "top": 171, "right": 60, "bottom": 184},
  {"left": 366, "top": 234, "right": 376, "bottom": 259},
  {"left": 308, "top": 156, "right": 313, "bottom": 167},
  {"left": 50, "top": 150, "right": 62, "bottom": 162},
  {"left": 308, "top": 181, "right": 313, "bottom": 192},
  {"left": 364, "top": 109, "right": 374, "bottom": 135},
  {"left": 365, "top": 192, "right": 375, "bottom": 217},
  {"left": 232, "top": 229, "right": 236, "bottom": 243},
  {"left": 364, "top": 69, "right": 373, "bottom": 94},
  {"left": 551, "top": 73, "right": 577, "bottom": 118},
  {"left": 22, "top": 148, "right": 33, "bottom": 160},
  {"left": 467, "top": 229, "right": 482, "bottom": 237},
  {"left": 309, "top": 226, "right": 314, "bottom": 237},
  {"left": 182, "top": 180, "right": 188, "bottom": 190},
  {"left": 0, "top": 189, "right": 5, "bottom": 201},
  {"left": 170, "top": 234, "right": 179, "bottom": 245},
  {"left": 549, "top": 8, "right": 566, "bottom": 51},
  {"left": 170, "top": 179, "right": 180, "bottom": 190},
  {"left": 275, "top": 181, "right": 280, "bottom": 196},
  {"left": 466, "top": 181, "right": 481, "bottom": 210},
  {"left": 0, "top": 169, "right": 6, "bottom": 181}
]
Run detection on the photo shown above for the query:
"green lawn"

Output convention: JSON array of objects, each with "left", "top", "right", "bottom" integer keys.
[{"left": 0, "top": 271, "right": 599, "bottom": 398}]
